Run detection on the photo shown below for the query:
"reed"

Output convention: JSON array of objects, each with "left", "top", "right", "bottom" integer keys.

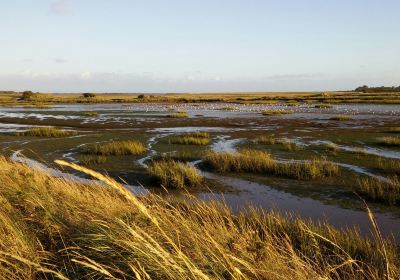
[
  {"left": 17, "top": 127, "right": 77, "bottom": 137},
  {"left": 0, "top": 157, "right": 398, "bottom": 279},
  {"left": 355, "top": 176, "right": 400, "bottom": 205},
  {"left": 82, "top": 140, "right": 146, "bottom": 156},
  {"left": 166, "top": 111, "right": 189, "bottom": 118},
  {"left": 261, "top": 110, "right": 293, "bottom": 116},
  {"left": 170, "top": 132, "right": 211, "bottom": 145},
  {"left": 204, "top": 150, "right": 339, "bottom": 180},
  {"left": 148, "top": 159, "right": 203, "bottom": 189},
  {"left": 330, "top": 115, "right": 353, "bottom": 121},
  {"left": 376, "top": 136, "right": 400, "bottom": 147},
  {"left": 82, "top": 111, "right": 98, "bottom": 116},
  {"left": 78, "top": 155, "right": 107, "bottom": 165}
]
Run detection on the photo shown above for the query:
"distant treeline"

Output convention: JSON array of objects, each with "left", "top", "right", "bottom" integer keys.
[{"left": 355, "top": 85, "right": 400, "bottom": 93}]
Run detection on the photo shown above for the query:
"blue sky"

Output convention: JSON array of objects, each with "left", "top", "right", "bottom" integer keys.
[{"left": 1, "top": 0, "right": 399, "bottom": 93}]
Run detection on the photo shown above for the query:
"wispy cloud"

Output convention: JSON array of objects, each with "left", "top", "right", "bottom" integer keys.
[{"left": 50, "top": 0, "right": 72, "bottom": 15}]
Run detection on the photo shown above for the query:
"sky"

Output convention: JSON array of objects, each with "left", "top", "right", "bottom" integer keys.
[{"left": 0, "top": 0, "right": 399, "bottom": 93}]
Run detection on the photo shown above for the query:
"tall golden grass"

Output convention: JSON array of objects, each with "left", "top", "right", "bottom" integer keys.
[
  {"left": 170, "top": 132, "right": 211, "bottom": 145},
  {"left": 148, "top": 159, "right": 203, "bottom": 189},
  {"left": 204, "top": 149, "right": 339, "bottom": 180},
  {"left": 376, "top": 137, "right": 400, "bottom": 147},
  {"left": 356, "top": 176, "right": 400, "bottom": 205},
  {"left": 0, "top": 157, "right": 398, "bottom": 279},
  {"left": 17, "top": 127, "right": 77, "bottom": 137},
  {"left": 82, "top": 140, "right": 146, "bottom": 156}
]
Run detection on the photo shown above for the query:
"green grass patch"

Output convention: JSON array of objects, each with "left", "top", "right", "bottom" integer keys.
[
  {"left": 83, "top": 140, "right": 146, "bottom": 156},
  {"left": 148, "top": 159, "right": 203, "bottom": 189},
  {"left": 17, "top": 127, "right": 77, "bottom": 137}
]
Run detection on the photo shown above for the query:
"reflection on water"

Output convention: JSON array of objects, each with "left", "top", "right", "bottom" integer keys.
[{"left": 198, "top": 171, "right": 400, "bottom": 242}]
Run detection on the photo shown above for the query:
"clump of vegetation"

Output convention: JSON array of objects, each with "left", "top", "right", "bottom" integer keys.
[
  {"left": 351, "top": 147, "right": 368, "bottom": 155},
  {"left": 82, "top": 93, "right": 96, "bottom": 98},
  {"left": 355, "top": 176, "right": 400, "bottom": 205},
  {"left": 17, "top": 127, "right": 77, "bottom": 137},
  {"left": 148, "top": 159, "right": 203, "bottom": 189},
  {"left": 376, "top": 157, "right": 400, "bottom": 175},
  {"left": 387, "top": 127, "right": 400, "bottom": 133},
  {"left": 21, "top": 90, "right": 35, "bottom": 100},
  {"left": 255, "top": 136, "right": 277, "bottom": 145},
  {"left": 0, "top": 157, "right": 398, "bottom": 279},
  {"left": 170, "top": 132, "right": 210, "bottom": 145},
  {"left": 315, "top": 104, "right": 333, "bottom": 109},
  {"left": 323, "top": 142, "right": 340, "bottom": 153},
  {"left": 261, "top": 110, "right": 293, "bottom": 116},
  {"left": 83, "top": 111, "right": 98, "bottom": 116},
  {"left": 83, "top": 140, "right": 146, "bottom": 156},
  {"left": 256, "top": 137, "right": 303, "bottom": 151},
  {"left": 218, "top": 106, "right": 234, "bottom": 111},
  {"left": 330, "top": 115, "right": 353, "bottom": 121},
  {"left": 166, "top": 111, "right": 189, "bottom": 118},
  {"left": 78, "top": 155, "right": 107, "bottom": 165},
  {"left": 204, "top": 149, "right": 339, "bottom": 180},
  {"left": 376, "top": 136, "right": 400, "bottom": 147},
  {"left": 282, "top": 140, "right": 303, "bottom": 151}
]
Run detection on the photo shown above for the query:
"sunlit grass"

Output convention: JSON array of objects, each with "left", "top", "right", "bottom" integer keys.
[
  {"left": 17, "top": 127, "right": 77, "bottom": 137},
  {"left": 387, "top": 127, "right": 400, "bottom": 133},
  {"left": 376, "top": 136, "right": 400, "bottom": 147},
  {"left": 170, "top": 132, "right": 211, "bottom": 145},
  {"left": 78, "top": 155, "right": 107, "bottom": 165},
  {"left": 261, "top": 109, "right": 293, "bottom": 116},
  {"left": 204, "top": 149, "right": 339, "bottom": 180},
  {"left": 82, "top": 140, "right": 146, "bottom": 156},
  {"left": 0, "top": 157, "right": 398, "bottom": 279},
  {"left": 82, "top": 111, "right": 98, "bottom": 116},
  {"left": 356, "top": 176, "right": 400, "bottom": 205},
  {"left": 148, "top": 159, "right": 203, "bottom": 189},
  {"left": 330, "top": 115, "right": 353, "bottom": 121}
]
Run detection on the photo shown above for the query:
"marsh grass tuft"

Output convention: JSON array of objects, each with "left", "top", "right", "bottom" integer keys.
[
  {"left": 17, "top": 127, "right": 77, "bottom": 137},
  {"left": 261, "top": 109, "right": 293, "bottom": 116},
  {"left": 0, "top": 157, "right": 398, "bottom": 279},
  {"left": 148, "top": 159, "right": 203, "bottom": 189},
  {"left": 387, "top": 127, "right": 400, "bottom": 133},
  {"left": 282, "top": 140, "right": 303, "bottom": 151},
  {"left": 82, "top": 111, "right": 98, "bottom": 116},
  {"left": 78, "top": 155, "right": 107, "bottom": 165},
  {"left": 376, "top": 136, "right": 400, "bottom": 147},
  {"left": 83, "top": 140, "right": 146, "bottom": 156},
  {"left": 166, "top": 111, "right": 189, "bottom": 118},
  {"left": 330, "top": 115, "right": 353, "bottom": 121},
  {"left": 204, "top": 149, "right": 339, "bottom": 180},
  {"left": 170, "top": 132, "right": 211, "bottom": 145},
  {"left": 323, "top": 142, "right": 340, "bottom": 153},
  {"left": 355, "top": 176, "right": 400, "bottom": 205}
]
